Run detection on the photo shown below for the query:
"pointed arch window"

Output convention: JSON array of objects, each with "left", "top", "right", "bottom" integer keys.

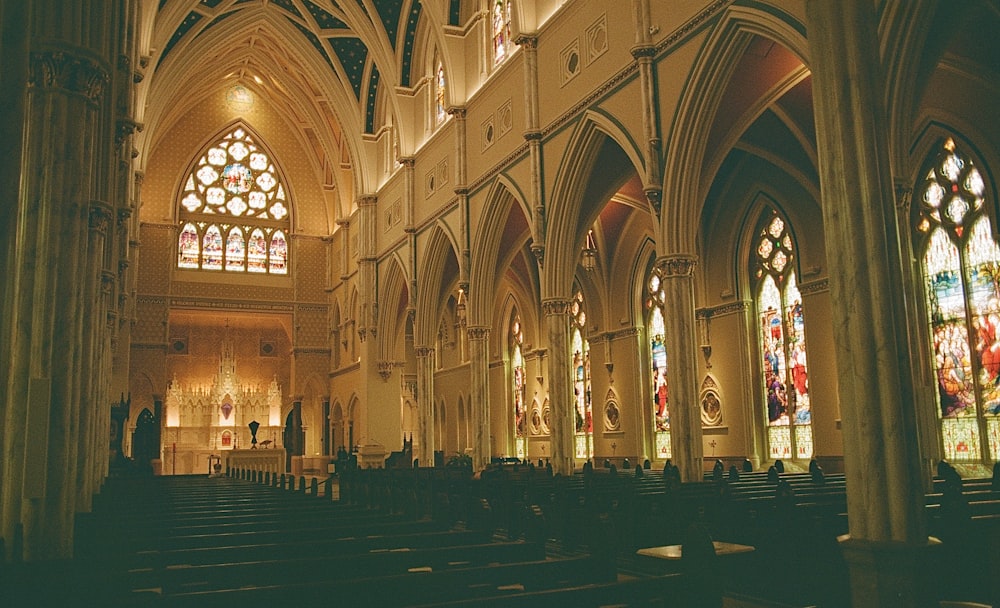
[
  {"left": 176, "top": 126, "right": 291, "bottom": 275},
  {"left": 492, "top": 0, "right": 512, "bottom": 66},
  {"left": 434, "top": 53, "right": 447, "bottom": 126},
  {"left": 570, "top": 288, "right": 593, "bottom": 460},
  {"left": 915, "top": 137, "right": 998, "bottom": 462},
  {"left": 647, "top": 266, "right": 671, "bottom": 459},
  {"left": 511, "top": 314, "right": 526, "bottom": 460},
  {"left": 753, "top": 210, "right": 812, "bottom": 460}
]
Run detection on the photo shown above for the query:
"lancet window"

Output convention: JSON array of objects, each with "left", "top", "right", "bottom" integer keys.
[
  {"left": 492, "top": 0, "right": 512, "bottom": 66},
  {"left": 914, "top": 137, "right": 999, "bottom": 461},
  {"left": 647, "top": 265, "right": 671, "bottom": 459},
  {"left": 753, "top": 210, "right": 812, "bottom": 460},
  {"left": 570, "top": 288, "right": 593, "bottom": 459},
  {"left": 511, "top": 314, "right": 526, "bottom": 460}
]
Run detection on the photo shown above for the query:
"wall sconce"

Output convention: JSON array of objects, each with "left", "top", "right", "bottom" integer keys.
[{"left": 581, "top": 230, "right": 597, "bottom": 272}]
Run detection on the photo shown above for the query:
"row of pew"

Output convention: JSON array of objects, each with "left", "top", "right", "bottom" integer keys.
[{"left": 3, "top": 469, "right": 708, "bottom": 607}]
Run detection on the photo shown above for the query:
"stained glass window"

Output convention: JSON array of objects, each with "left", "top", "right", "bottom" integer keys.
[
  {"left": 754, "top": 210, "right": 812, "bottom": 460},
  {"left": 647, "top": 265, "right": 671, "bottom": 459},
  {"left": 571, "top": 288, "right": 593, "bottom": 460},
  {"left": 435, "top": 55, "right": 447, "bottom": 126},
  {"left": 492, "top": 0, "right": 512, "bottom": 66},
  {"left": 176, "top": 125, "right": 291, "bottom": 274},
  {"left": 916, "top": 137, "right": 998, "bottom": 461},
  {"left": 512, "top": 315, "right": 526, "bottom": 460}
]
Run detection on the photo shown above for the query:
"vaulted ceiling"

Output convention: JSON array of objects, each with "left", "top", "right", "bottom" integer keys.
[{"left": 140, "top": 1, "right": 464, "bottom": 190}]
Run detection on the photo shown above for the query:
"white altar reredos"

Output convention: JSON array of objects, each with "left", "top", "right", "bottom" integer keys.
[{"left": 161, "top": 339, "right": 284, "bottom": 475}]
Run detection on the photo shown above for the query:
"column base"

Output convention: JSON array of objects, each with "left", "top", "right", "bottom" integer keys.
[{"left": 838, "top": 534, "right": 941, "bottom": 607}]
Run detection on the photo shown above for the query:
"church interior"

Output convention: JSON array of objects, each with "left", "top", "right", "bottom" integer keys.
[{"left": 2, "top": 0, "right": 1000, "bottom": 606}]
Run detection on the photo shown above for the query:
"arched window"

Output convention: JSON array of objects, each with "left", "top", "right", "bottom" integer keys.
[
  {"left": 647, "top": 265, "right": 671, "bottom": 459},
  {"left": 434, "top": 53, "right": 447, "bottom": 127},
  {"left": 511, "top": 314, "right": 526, "bottom": 459},
  {"left": 492, "top": 0, "right": 512, "bottom": 66},
  {"left": 914, "top": 137, "right": 998, "bottom": 462},
  {"left": 570, "top": 288, "right": 593, "bottom": 460},
  {"left": 753, "top": 210, "right": 812, "bottom": 460},
  {"left": 176, "top": 125, "right": 290, "bottom": 275}
]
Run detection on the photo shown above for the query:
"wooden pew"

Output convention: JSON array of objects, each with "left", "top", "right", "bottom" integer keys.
[{"left": 161, "top": 554, "right": 610, "bottom": 606}]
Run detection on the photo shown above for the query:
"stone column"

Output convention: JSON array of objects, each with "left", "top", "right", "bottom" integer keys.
[
  {"left": 467, "top": 327, "right": 491, "bottom": 470},
  {"left": 543, "top": 298, "right": 574, "bottom": 475},
  {"left": 515, "top": 34, "right": 545, "bottom": 263},
  {"left": 415, "top": 346, "right": 436, "bottom": 466},
  {"left": 75, "top": 202, "right": 114, "bottom": 512},
  {"left": 449, "top": 107, "right": 470, "bottom": 293},
  {"left": 807, "top": 0, "right": 931, "bottom": 605},
  {"left": 630, "top": 0, "right": 663, "bottom": 212},
  {"left": 658, "top": 255, "right": 703, "bottom": 481},
  {"left": 0, "top": 7, "right": 30, "bottom": 559},
  {"left": 5, "top": 48, "right": 111, "bottom": 561}
]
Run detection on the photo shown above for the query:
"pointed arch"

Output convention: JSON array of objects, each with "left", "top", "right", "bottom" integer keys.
[
  {"left": 544, "top": 110, "right": 648, "bottom": 298},
  {"left": 378, "top": 255, "right": 411, "bottom": 361},
  {"left": 469, "top": 176, "right": 532, "bottom": 324},
  {"left": 415, "top": 223, "right": 462, "bottom": 346},
  {"left": 661, "top": 5, "right": 809, "bottom": 251}
]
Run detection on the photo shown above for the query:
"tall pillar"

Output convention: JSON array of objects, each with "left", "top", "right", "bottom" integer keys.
[
  {"left": 0, "top": 2, "right": 30, "bottom": 562},
  {"left": 658, "top": 255, "right": 703, "bottom": 481},
  {"left": 449, "top": 107, "right": 470, "bottom": 293},
  {"left": 415, "top": 346, "right": 436, "bottom": 466},
  {"left": 543, "top": 299, "right": 574, "bottom": 475},
  {"left": 807, "top": 0, "right": 931, "bottom": 605},
  {"left": 467, "top": 327, "right": 491, "bottom": 470},
  {"left": 515, "top": 33, "right": 545, "bottom": 263},
  {"left": 630, "top": 0, "right": 663, "bottom": 212},
  {"left": 5, "top": 47, "right": 112, "bottom": 561},
  {"left": 75, "top": 202, "right": 114, "bottom": 512}
]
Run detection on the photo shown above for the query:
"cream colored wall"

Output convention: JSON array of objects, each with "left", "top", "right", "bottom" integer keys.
[{"left": 132, "top": 0, "right": 858, "bottom": 472}]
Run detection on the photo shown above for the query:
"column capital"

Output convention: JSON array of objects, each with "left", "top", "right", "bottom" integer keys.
[
  {"left": 376, "top": 360, "right": 394, "bottom": 381},
  {"left": 894, "top": 182, "right": 913, "bottom": 213},
  {"left": 397, "top": 156, "right": 415, "bottom": 169},
  {"left": 467, "top": 326, "right": 490, "bottom": 342},
  {"left": 29, "top": 49, "right": 110, "bottom": 103},
  {"left": 514, "top": 34, "right": 538, "bottom": 49},
  {"left": 415, "top": 346, "right": 435, "bottom": 358},
  {"left": 447, "top": 106, "right": 467, "bottom": 119},
  {"left": 358, "top": 195, "right": 378, "bottom": 207},
  {"left": 630, "top": 44, "right": 656, "bottom": 60},
  {"left": 542, "top": 298, "right": 572, "bottom": 317},
  {"left": 89, "top": 201, "right": 113, "bottom": 234},
  {"left": 656, "top": 254, "right": 698, "bottom": 277}
]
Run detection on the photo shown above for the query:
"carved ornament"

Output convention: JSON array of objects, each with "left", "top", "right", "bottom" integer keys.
[{"left": 30, "top": 50, "right": 109, "bottom": 102}]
